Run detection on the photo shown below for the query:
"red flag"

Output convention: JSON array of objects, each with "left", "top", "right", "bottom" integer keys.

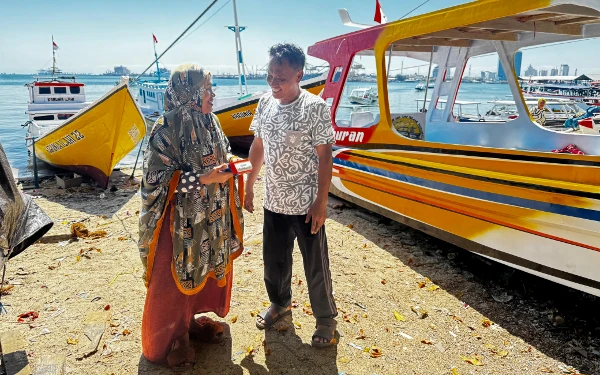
[
  {"left": 52, "top": 41, "right": 59, "bottom": 50},
  {"left": 374, "top": 0, "right": 388, "bottom": 24},
  {"left": 152, "top": 34, "right": 158, "bottom": 44}
]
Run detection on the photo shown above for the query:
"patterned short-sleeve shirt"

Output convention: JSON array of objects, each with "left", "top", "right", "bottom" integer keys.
[{"left": 250, "top": 90, "right": 335, "bottom": 215}]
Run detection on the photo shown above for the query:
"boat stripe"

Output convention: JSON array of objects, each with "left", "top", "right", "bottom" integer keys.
[
  {"left": 331, "top": 185, "right": 600, "bottom": 292},
  {"left": 341, "top": 144, "right": 600, "bottom": 167},
  {"left": 334, "top": 158, "right": 600, "bottom": 222},
  {"left": 341, "top": 151, "right": 600, "bottom": 200},
  {"left": 334, "top": 167, "right": 600, "bottom": 253}
]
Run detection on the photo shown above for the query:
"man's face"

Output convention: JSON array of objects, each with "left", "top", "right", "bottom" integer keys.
[{"left": 267, "top": 58, "right": 303, "bottom": 102}]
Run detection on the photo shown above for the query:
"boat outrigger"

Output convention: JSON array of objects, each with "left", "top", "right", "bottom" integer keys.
[{"left": 307, "top": 0, "right": 600, "bottom": 296}]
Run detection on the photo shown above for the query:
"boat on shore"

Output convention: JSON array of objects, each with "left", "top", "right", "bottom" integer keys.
[
  {"left": 307, "top": 0, "right": 600, "bottom": 297},
  {"left": 23, "top": 38, "right": 145, "bottom": 189}
]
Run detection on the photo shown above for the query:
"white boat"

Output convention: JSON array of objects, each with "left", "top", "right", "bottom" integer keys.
[
  {"left": 348, "top": 87, "right": 378, "bottom": 105},
  {"left": 415, "top": 82, "right": 434, "bottom": 91}
]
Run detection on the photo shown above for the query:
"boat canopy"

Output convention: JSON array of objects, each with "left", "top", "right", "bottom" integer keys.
[
  {"left": 519, "top": 75, "right": 592, "bottom": 81},
  {"left": 309, "top": 1, "right": 600, "bottom": 64}
]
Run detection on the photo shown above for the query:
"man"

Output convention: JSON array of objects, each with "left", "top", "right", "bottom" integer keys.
[
  {"left": 244, "top": 43, "right": 338, "bottom": 348},
  {"left": 530, "top": 98, "right": 547, "bottom": 126}
]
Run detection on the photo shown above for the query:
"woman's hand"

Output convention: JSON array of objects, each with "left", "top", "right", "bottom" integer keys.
[{"left": 201, "top": 164, "right": 233, "bottom": 185}]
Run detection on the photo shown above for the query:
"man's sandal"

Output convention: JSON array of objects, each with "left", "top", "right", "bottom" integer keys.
[
  {"left": 255, "top": 303, "right": 292, "bottom": 330},
  {"left": 311, "top": 318, "right": 340, "bottom": 348}
]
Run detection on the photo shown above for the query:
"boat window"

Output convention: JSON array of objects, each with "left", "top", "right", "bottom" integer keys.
[
  {"left": 54, "top": 87, "right": 67, "bottom": 94},
  {"left": 334, "top": 52, "right": 380, "bottom": 129},
  {"left": 140, "top": 88, "right": 143, "bottom": 96},
  {"left": 33, "top": 115, "right": 55, "bottom": 121},
  {"left": 57, "top": 113, "right": 74, "bottom": 120},
  {"left": 39, "top": 87, "right": 51, "bottom": 95},
  {"left": 70, "top": 86, "right": 81, "bottom": 94},
  {"left": 331, "top": 66, "right": 343, "bottom": 83},
  {"left": 518, "top": 46, "right": 598, "bottom": 133},
  {"left": 453, "top": 53, "right": 519, "bottom": 124}
]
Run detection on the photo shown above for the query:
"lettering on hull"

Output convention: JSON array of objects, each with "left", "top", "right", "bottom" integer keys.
[
  {"left": 45, "top": 130, "right": 85, "bottom": 154},
  {"left": 334, "top": 130, "right": 365, "bottom": 143},
  {"left": 231, "top": 109, "right": 254, "bottom": 120}
]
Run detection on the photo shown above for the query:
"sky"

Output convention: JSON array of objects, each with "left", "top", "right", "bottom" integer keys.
[{"left": 1, "top": 0, "right": 599, "bottom": 76}]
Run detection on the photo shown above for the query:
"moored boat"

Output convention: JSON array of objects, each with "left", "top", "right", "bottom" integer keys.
[
  {"left": 25, "top": 77, "right": 145, "bottom": 189},
  {"left": 307, "top": 0, "right": 600, "bottom": 296}
]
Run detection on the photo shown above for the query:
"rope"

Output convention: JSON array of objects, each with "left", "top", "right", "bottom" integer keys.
[{"left": 135, "top": 0, "right": 219, "bottom": 80}]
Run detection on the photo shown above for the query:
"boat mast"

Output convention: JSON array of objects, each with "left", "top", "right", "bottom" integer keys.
[
  {"left": 153, "top": 36, "right": 161, "bottom": 81},
  {"left": 52, "top": 35, "right": 56, "bottom": 76},
  {"left": 230, "top": 0, "right": 248, "bottom": 95}
]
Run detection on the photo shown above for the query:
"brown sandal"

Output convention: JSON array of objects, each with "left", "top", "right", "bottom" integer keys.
[
  {"left": 256, "top": 303, "right": 292, "bottom": 330},
  {"left": 189, "top": 316, "right": 225, "bottom": 344},
  {"left": 167, "top": 334, "right": 195, "bottom": 372},
  {"left": 311, "top": 318, "right": 339, "bottom": 348}
]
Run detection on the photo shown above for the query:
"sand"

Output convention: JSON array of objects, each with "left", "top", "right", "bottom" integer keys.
[{"left": 1, "top": 167, "right": 599, "bottom": 375}]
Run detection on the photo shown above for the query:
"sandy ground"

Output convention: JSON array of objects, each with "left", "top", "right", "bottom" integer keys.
[{"left": 1, "top": 166, "right": 599, "bottom": 375}]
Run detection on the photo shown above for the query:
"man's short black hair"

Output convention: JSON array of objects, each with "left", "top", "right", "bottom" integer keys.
[{"left": 268, "top": 43, "right": 305, "bottom": 71}]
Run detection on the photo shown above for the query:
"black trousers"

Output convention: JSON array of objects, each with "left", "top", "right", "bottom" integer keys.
[{"left": 262, "top": 208, "right": 337, "bottom": 320}]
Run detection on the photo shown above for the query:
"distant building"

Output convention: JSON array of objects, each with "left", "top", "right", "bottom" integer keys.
[
  {"left": 114, "top": 65, "right": 130, "bottom": 75},
  {"left": 497, "top": 51, "right": 522, "bottom": 81},
  {"left": 560, "top": 64, "right": 569, "bottom": 76},
  {"left": 550, "top": 68, "right": 559, "bottom": 76},
  {"left": 432, "top": 66, "right": 439, "bottom": 79},
  {"left": 540, "top": 69, "right": 548, "bottom": 76},
  {"left": 481, "top": 71, "right": 496, "bottom": 81},
  {"left": 524, "top": 64, "right": 538, "bottom": 77}
]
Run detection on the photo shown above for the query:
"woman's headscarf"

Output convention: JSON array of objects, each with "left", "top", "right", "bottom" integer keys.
[{"left": 139, "top": 64, "right": 243, "bottom": 290}]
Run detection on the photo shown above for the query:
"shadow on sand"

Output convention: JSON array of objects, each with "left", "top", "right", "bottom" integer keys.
[
  {"left": 327, "top": 196, "right": 600, "bottom": 374},
  {"left": 32, "top": 169, "right": 140, "bottom": 218},
  {"left": 240, "top": 314, "right": 339, "bottom": 375}
]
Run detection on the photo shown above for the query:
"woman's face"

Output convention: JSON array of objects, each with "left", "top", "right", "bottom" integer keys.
[{"left": 201, "top": 80, "right": 215, "bottom": 114}]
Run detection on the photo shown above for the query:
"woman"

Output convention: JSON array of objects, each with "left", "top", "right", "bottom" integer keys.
[
  {"left": 529, "top": 97, "right": 547, "bottom": 126},
  {"left": 138, "top": 64, "right": 244, "bottom": 371}
]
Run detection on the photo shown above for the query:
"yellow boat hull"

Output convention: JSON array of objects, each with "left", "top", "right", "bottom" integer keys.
[
  {"left": 33, "top": 84, "right": 146, "bottom": 189},
  {"left": 215, "top": 77, "right": 326, "bottom": 148}
]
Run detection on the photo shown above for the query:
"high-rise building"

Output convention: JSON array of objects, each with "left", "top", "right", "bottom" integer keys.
[
  {"left": 540, "top": 69, "right": 548, "bottom": 76},
  {"left": 560, "top": 64, "right": 569, "bottom": 76},
  {"left": 514, "top": 51, "right": 523, "bottom": 78},
  {"left": 497, "top": 51, "right": 522, "bottom": 81},
  {"left": 550, "top": 68, "right": 559, "bottom": 76},
  {"left": 432, "top": 66, "right": 439, "bottom": 79},
  {"left": 524, "top": 64, "right": 538, "bottom": 77}
]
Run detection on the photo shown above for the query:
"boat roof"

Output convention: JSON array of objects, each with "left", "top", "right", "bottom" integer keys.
[
  {"left": 308, "top": 0, "right": 600, "bottom": 63},
  {"left": 416, "top": 99, "right": 481, "bottom": 105},
  {"left": 519, "top": 75, "right": 592, "bottom": 81},
  {"left": 33, "top": 81, "right": 84, "bottom": 87}
]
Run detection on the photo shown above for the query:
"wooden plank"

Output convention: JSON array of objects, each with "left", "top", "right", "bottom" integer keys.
[
  {"left": 469, "top": 18, "right": 583, "bottom": 36},
  {"left": 425, "top": 29, "right": 518, "bottom": 41},
  {"left": 77, "top": 311, "right": 110, "bottom": 359},
  {"left": 0, "top": 330, "right": 32, "bottom": 375},
  {"left": 390, "top": 45, "right": 437, "bottom": 53},
  {"left": 542, "top": 4, "right": 600, "bottom": 18},
  {"left": 32, "top": 355, "right": 65, "bottom": 375},
  {"left": 554, "top": 17, "right": 600, "bottom": 26},
  {"left": 516, "top": 13, "right": 563, "bottom": 22},
  {"left": 394, "top": 38, "right": 471, "bottom": 48}
]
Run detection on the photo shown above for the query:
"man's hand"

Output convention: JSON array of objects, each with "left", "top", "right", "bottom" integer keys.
[
  {"left": 244, "top": 189, "right": 255, "bottom": 213},
  {"left": 305, "top": 198, "right": 327, "bottom": 234}
]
